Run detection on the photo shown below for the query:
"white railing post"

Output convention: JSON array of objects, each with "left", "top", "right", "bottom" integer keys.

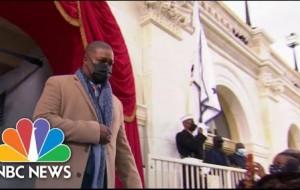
[
  {"left": 226, "top": 170, "right": 232, "bottom": 188},
  {"left": 147, "top": 154, "right": 155, "bottom": 188}
]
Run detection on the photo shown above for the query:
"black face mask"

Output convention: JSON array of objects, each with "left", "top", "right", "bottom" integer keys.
[
  {"left": 91, "top": 64, "right": 111, "bottom": 84},
  {"left": 215, "top": 141, "right": 223, "bottom": 149},
  {"left": 269, "top": 164, "right": 283, "bottom": 174},
  {"left": 189, "top": 123, "right": 197, "bottom": 132},
  {"left": 269, "top": 159, "right": 300, "bottom": 174}
]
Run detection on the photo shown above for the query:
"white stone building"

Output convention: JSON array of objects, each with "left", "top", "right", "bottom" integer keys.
[
  {"left": 0, "top": 1, "right": 299, "bottom": 188},
  {"left": 107, "top": 1, "right": 300, "bottom": 179}
]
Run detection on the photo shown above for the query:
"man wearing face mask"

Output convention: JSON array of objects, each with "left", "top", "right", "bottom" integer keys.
[
  {"left": 204, "top": 135, "right": 230, "bottom": 166},
  {"left": 176, "top": 114, "right": 207, "bottom": 160},
  {"left": 33, "top": 41, "right": 142, "bottom": 189},
  {"left": 176, "top": 114, "right": 207, "bottom": 188},
  {"left": 229, "top": 142, "right": 247, "bottom": 169}
]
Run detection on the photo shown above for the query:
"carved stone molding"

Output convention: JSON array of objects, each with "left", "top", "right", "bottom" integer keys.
[
  {"left": 257, "top": 70, "right": 285, "bottom": 100},
  {"left": 140, "top": 1, "right": 194, "bottom": 40}
]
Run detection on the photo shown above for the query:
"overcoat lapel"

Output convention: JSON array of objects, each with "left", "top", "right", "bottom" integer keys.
[{"left": 73, "top": 75, "right": 99, "bottom": 120}]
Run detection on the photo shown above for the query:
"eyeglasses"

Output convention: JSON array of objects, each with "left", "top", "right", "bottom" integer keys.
[{"left": 86, "top": 55, "right": 114, "bottom": 66}]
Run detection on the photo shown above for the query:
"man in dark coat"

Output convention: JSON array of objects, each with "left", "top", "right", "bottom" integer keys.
[
  {"left": 175, "top": 114, "right": 207, "bottom": 188},
  {"left": 204, "top": 135, "right": 230, "bottom": 166},
  {"left": 176, "top": 114, "right": 207, "bottom": 160},
  {"left": 229, "top": 142, "right": 247, "bottom": 169}
]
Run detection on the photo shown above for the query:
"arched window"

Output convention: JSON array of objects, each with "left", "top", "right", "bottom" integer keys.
[{"left": 205, "top": 85, "right": 250, "bottom": 154}]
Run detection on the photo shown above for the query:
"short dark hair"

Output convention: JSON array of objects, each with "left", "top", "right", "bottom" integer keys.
[
  {"left": 279, "top": 148, "right": 300, "bottom": 162},
  {"left": 213, "top": 135, "right": 223, "bottom": 144},
  {"left": 85, "top": 41, "right": 112, "bottom": 55},
  {"left": 235, "top": 143, "right": 245, "bottom": 151}
]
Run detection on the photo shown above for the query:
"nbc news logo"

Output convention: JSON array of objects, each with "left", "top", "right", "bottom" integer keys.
[{"left": 0, "top": 118, "right": 71, "bottom": 179}]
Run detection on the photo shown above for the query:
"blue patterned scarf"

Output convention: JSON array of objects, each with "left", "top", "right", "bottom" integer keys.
[{"left": 76, "top": 69, "right": 113, "bottom": 188}]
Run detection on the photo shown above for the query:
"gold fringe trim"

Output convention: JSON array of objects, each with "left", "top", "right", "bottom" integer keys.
[
  {"left": 54, "top": 1, "right": 80, "bottom": 27},
  {"left": 124, "top": 105, "right": 137, "bottom": 122},
  {"left": 77, "top": 1, "right": 88, "bottom": 49}
]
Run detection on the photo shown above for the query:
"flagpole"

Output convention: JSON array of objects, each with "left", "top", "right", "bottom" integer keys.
[{"left": 245, "top": 0, "right": 252, "bottom": 27}]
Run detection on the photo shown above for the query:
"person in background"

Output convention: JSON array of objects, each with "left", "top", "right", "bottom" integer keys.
[
  {"left": 204, "top": 135, "right": 230, "bottom": 166},
  {"left": 33, "top": 41, "right": 142, "bottom": 189},
  {"left": 175, "top": 114, "right": 207, "bottom": 188},
  {"left": 238, "top": 148, "right": 300, "bottom": 189},
  {"left": 229, "top": 142, "right": 247, "bottom": 169}
]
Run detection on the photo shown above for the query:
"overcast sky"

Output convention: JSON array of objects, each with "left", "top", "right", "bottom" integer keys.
[{"left": 223, "top": 1, "right": 300, "bottom": 70}]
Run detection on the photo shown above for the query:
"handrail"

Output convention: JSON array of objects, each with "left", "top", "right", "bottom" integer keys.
[{"left": 147, "top": 154, "right": 246, "bottom": 188}]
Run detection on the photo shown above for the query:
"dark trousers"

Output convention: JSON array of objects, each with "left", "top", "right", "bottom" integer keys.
[
  {"left": 182, "top": 165, "right": 207, "bottom": 189},
  {"left": 81, "top": 149, "right": 107, "bottom": 189},
  {"left": 81, "top": 168, "right": 107, "bottom": 189}
]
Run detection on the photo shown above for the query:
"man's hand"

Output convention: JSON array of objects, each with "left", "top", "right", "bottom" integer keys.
[
  {"left": 99, "top": 124, "right": 111, "bottom": 144},
  {"left": 253, "top": 162, "right": 266, "bottom": 178},
  {"left": 197, "top": 127, "right": 203, "bottom": 134}
]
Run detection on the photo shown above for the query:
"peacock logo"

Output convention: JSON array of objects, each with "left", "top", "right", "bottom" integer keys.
[{"left": 0, "top": 118, "right": 71, "bottom": 162}]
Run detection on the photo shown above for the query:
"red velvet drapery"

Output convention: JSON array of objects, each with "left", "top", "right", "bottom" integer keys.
[{"left": 0, "top": 1, "right": 144, "bottom": 188}]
